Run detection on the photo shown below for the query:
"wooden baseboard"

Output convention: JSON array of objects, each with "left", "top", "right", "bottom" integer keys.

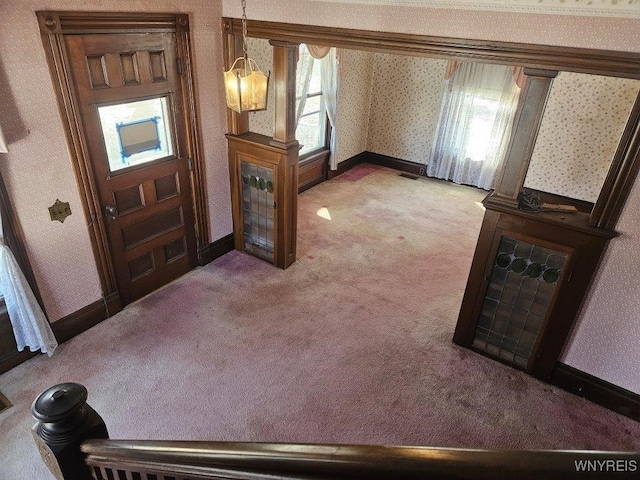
[
  {"left": 51, "top": 292, "right": 121, "bottom": 344},
  {"left": 0, "top": 293, "right": 121, "bottom": 375},
  {"left": 299, "top": 150, "right": 329, "bottom": 193},
  {"left": 362, "top": 151, "right": 426, "bottom": 176},
  {"left": 198, "top": 234, "right": 235, "bottom": 266},
  {"left": 550, "top": 362, "right": 640, "bottom": 423},
  {"left": 328, "top": 152, "right": 367, "bottom": 179}
]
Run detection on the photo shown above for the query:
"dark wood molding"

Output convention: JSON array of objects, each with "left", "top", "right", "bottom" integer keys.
[
  {"left": 37, "top": 11, "right": 118, "bottom": 296},
  {"left": 327, "top": 152, "right": 367, "bottom": 179},
  {"left": 82, "top": 438, "right": 640, "bottom": 480},
  {"left": 223, "top": 18, "right": 640, "bottom": 80},
  {"left": 176, "top": 14, "right": 210, "bottom": 254},
  {"left": 269, "top": 40, "right": 299, "bottom": 147},
  {"left": 590, "top": 93, "right": 640, "bottom": 230},
  {"left": 362, "top": 152, "right": 426, "bottom": 176},
  {"left": 52, "top": 293, "right": 122, "bottom": 344},
  {"left": 550, "top": 362, "right": 640, "bottom": 423},
  {"left": 0, "top": 293, "right": 121, "bottom": 375},
  {"left": 36, "top": 11, "right": 208, "bottom": 301},
  {"left": 299, "top": 149, "right": 329, "bottom": 193},
  {"left": 198, "top": 233, "right": 235, "bottom": 266},
  {"left": 37, "top": 11, "right": 181, "bottom": 33},
  {"left": 492, "top": 71, "right": 556, "bottom": 201}
]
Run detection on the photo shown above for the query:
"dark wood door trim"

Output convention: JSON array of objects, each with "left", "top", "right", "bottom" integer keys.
[{"left": 37, "top": 11, "right": 209, "bottom": 297}]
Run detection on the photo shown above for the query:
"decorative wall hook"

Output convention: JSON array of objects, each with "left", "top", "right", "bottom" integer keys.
[{"left": 49, "top": 199, "right": 72, "bottom": 223}]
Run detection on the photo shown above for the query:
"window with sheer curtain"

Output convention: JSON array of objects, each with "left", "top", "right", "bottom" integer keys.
[
  {"left": 295, "top": 44, "right": 327, "bottom": 156},
  {"left": 427, "top": 62, "right": 522, "bottom": 190}
]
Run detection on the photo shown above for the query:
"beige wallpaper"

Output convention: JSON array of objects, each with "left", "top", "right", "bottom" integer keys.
[
  {"left": 525, "top": 73, "right": 640, "bottom": 202},
  {"left": 246, "top": 37, "right": 274, "bottom": 138},
  {"left": 0, "top": 0, "right": 229, "bottom": 321},
  {"left": 367, "top": 54, "right": 446, "bottom": 164},
  {"left": 334, "top": 49, "right": 375, "bottom": 163}
]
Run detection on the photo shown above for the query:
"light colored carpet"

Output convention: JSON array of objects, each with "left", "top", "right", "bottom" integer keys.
[{"left": 1, "top": 165, "right": 639, "bottom": 479}]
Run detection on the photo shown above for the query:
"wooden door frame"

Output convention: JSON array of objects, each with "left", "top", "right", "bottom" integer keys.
[
  {"left": 222, "top": 17, "right": 640, "bottom": 233},
  {"left": 37, "top": 11, "right": 209, "bottom": 307}
]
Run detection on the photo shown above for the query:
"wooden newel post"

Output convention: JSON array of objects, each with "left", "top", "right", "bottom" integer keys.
[{"left": 32, "top": 383, "right": 108, "bottom": 480}]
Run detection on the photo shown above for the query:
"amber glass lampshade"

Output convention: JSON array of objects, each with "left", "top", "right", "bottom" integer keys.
[{"left": 224, "top": 57, "right": 269, "bottom": 113}]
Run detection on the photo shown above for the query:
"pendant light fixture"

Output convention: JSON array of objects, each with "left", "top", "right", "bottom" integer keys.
[{"left": 223, "top": 0, "right": 269, "bottom": 113}]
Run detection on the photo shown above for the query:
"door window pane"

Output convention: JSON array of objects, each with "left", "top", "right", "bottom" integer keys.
[{"left": 98, "top": 97, "right": 174, "bottom": 172}]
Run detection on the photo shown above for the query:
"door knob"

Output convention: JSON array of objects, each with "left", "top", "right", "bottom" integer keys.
[{"left": 104, "top": 204, "right": 118, "bottom": 220}]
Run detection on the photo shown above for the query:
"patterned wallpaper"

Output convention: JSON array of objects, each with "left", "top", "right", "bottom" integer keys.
[
  {"left": 334, "top": 49, "right": 375, "bottom": 163},
  {"left": 366, "top": 54, "right": 446, "bottom": 165},
  {"left": 246, "top": 38, "right": 275, "bottom": 138},
  {"left": 562, "top": 176, "right": 640, "bottom": 394},
  {"left": 525, "top": 73, "right": 640, "bottom": 202},
  {"left": 0, "top": 0, "right": 230, "bottom": 321}
]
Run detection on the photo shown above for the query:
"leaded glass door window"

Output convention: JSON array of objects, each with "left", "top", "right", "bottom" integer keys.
[
  {"left": 472, "top": 235, "right": 569, "bottom": 369},
  {"left": 241, "top": 160, "right": 276, "bottom": 263}
]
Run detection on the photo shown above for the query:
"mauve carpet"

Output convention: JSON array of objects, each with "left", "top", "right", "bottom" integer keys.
[{"left": 1, "top": 164, "right": 639, "bottom": 479}]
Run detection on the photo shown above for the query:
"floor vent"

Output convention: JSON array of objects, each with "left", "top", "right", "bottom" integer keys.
[
  {"left": 399, "top": 172, "right": 419, "bottom": 180},
  {"left": 0, "top": 391, "right": 12, "bottom": 414}
]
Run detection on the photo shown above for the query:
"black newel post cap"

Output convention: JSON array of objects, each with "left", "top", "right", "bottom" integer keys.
[{"left": 32, "top": 383, "right": 88, "bottom": 423}]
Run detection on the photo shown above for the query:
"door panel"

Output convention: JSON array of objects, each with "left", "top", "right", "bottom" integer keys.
[{"left": 65, "top": 32, "right": 197, "bottom": 305}]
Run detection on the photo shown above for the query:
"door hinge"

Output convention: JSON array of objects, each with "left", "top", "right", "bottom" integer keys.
[
  {"left": 177, "top": 58, "right": 184, "bottom": 75},
  {"left": 187, "top": 157, "right": 193, "bottom": 171}
]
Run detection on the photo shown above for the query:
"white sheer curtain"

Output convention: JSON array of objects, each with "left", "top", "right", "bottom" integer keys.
[
  {"left": 427, "top": 62, "right": 521, "bottom": 190},
  {"left": 320, "top": 49, "right": 339, "bottom": 170},
  {"left": 0, "top": 125, "right": 8, "bottom": 154},
  {"left": 0, "top": 209, "right": 57, "bottom": 356},
  {"left": 295, "top": 47, "right": 315, "bottom": 125},
  {"left": 295, "top": 44, "right": 339, "bottom": 169}
]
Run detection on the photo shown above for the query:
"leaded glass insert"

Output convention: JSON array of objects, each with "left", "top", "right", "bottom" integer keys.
[
  {"left": 241, "top": 161, "right": 275, "bottom": 263},
  {"left": 472, "top": 236, "right": 568, "bottom": 368}
]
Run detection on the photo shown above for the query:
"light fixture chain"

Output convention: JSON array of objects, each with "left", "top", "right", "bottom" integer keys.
[{"left": 241, "top": 0, "right": 248, "bottom": 61}]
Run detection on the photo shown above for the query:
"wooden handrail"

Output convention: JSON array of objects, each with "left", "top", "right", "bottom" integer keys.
[
  {"left": 32, "top": 383, "right": 640, "bottom": 480},
  {"left": 81, "top": 439, "right": 640, "bottom": 480}
]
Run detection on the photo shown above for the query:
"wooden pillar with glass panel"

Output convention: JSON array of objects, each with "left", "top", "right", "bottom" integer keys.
[
  {"left": 224, "top": 16, "right": 300, "bottom": 269},
  {"left": 453, "top": 68, "right": 627, "bottom": 380}
]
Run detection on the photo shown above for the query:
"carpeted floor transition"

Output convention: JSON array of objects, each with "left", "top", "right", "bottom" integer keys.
[{"left": 1, "top": 164, "right": 639, "bottom": 479}]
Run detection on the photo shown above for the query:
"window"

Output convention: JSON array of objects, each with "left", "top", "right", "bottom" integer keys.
[
  {"left": 98, "top": 97, "right": 174, "bottom": 173},
  {"left": 427, "top": 62, "right": 521, "bottom": 190},
  {"left": 295, "top": 45, "right": 328, "bottom": 156}
]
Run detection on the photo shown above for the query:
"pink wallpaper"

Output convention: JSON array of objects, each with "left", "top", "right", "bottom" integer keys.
[{"left": 0, "top": 0, "right": 229, "bottom": 321}]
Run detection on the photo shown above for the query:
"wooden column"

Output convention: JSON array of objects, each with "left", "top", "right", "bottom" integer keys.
[
  {"left": 492, "top": 68, "right": 558, "bottom": 204},
  {"left": 269, "top": 40, "right": 299, "bottom": 148}
]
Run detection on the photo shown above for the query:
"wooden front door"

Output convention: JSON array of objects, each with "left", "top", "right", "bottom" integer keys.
[{"left": 65, "top": 32, "right": 197, "bottom": 305}]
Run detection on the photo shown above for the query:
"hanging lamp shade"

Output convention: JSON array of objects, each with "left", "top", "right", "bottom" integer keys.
[{"left": 224, "top": 57, "right": 269, "bottom": 113}]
